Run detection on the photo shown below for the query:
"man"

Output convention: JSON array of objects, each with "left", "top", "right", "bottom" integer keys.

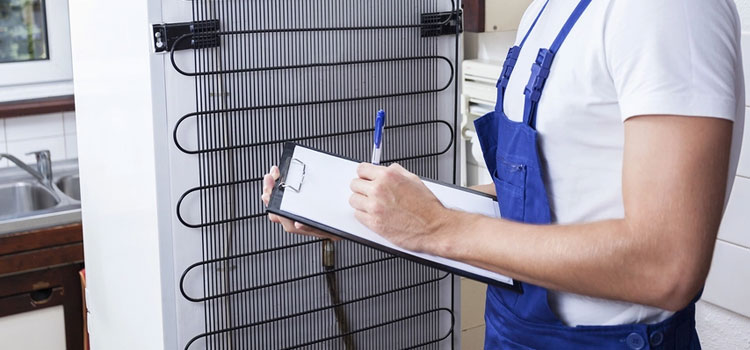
[{"left": 263, "top": 0, "right": 745, "bottom": 348}]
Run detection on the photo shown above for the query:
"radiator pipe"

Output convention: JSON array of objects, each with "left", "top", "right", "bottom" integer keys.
[{"left": 323, "top": 240, "right": 356, "bottom": 350}]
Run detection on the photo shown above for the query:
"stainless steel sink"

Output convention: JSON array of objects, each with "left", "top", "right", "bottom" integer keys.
[
  {"left": 56, "top": 175, "right": 81, "bottom": 201},
  {"left": 0, "top": 159, "right": 82, "bottom": 235},
  {"left": 0, "top": 182, "right": 61, "bottom": 220}
]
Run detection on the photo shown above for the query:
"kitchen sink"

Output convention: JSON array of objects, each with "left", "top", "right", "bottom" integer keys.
[
  {"left": 0, "top": 159, "right": 81, "bottom": 234},
  {"left": 56, "top": 175, "right": 81, "bottom": 201},
  {"left": 0, "top": 182, "right": 61, "bottom": 220}
]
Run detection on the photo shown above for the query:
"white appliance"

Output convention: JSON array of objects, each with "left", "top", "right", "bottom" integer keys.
[
  {"left": 460, "top": 59, "right": 502, "bottom": 187},
  {"left": 69, "top": 0, "right": 463, "bottom": 349}
]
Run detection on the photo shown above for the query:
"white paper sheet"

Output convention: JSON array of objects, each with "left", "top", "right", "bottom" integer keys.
[{"left": 280, "top": 146, "right": 514, "bottom": 286}]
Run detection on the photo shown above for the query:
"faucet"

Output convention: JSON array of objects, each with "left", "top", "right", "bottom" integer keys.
[{"left": 0, "top": 150, "right": 54, "bottom": 189}]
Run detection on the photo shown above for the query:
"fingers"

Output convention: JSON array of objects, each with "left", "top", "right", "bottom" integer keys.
[
  {"left": 268, "top": 213, "right": 282, "bottom": 223},
  {"left": 354, "top": 210, "right": 375, "bottom": 229},
  {"left": 263, "top": 165, "right": 340, "bottom": 240},
  {"left": 294, "top": 222, "right": 341, "bottom": 241},
  {"left": 356, "top": 162, "right": 387, "bottom": 180},
  {"left": 262, "top": 174, "right": 275, "bottom": 206},
  {"left": 349, "top": 192, "right": 372, "bottom": 212},
  {"left": 358, "top": 162, "right": 417, "bottom": 182},
  {"left": 268, "top": 213, "right": 340, "bottom": 240},
  {"left": 262, "top": 166, "right": 281, "bottom": 206},
  {"left": 388, "top": 163, "right": 419, "bottom": 179},
  {"left": 350, "top": 178, "right": 374, "bottom": 195}
]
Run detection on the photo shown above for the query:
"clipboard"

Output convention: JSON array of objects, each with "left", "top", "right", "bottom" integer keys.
[{"left": 267, "top": 142, "right": 523, "bottom": 293}]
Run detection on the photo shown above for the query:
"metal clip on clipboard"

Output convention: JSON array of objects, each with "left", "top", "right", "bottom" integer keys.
[{"left": 279, "top": 158, "right": 306, "bottom": 193}]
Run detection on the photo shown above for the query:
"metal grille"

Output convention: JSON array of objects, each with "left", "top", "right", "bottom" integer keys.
[{"left": 171, "top": 1, "right": 460, "bottom": 348}]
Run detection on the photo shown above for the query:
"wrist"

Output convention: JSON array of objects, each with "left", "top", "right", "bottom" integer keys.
[{"left": 426, "top": 207, "right": 472, "bottom": 259}]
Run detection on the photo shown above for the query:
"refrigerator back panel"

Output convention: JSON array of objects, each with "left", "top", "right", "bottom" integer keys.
[{"left": 161, "top": 1, "right": 462, "bottom": 348}]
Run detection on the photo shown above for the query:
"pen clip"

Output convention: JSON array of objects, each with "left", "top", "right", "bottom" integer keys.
[{"left": 279, "top": 158, "right": 306, "bottom": 193}]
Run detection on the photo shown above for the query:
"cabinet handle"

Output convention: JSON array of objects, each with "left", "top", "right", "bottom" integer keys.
[{"left": 30, "top": 288, "right": 54, "bottom": 305}]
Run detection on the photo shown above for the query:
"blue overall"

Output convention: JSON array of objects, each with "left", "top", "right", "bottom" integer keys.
[{"left": 473, "top": 1, "right": 701, "bottom": 349}]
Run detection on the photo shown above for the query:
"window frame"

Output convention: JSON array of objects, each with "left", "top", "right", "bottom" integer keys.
[{"left": 0, "top": 0, "right": 73, "bottom": 102}]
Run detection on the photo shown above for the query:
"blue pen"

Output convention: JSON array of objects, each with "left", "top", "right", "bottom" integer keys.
[{"left": 371, "top": 110, "right": 386, "bottom": 165}]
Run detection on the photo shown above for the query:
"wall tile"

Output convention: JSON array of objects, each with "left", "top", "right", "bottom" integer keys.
[
  {"left": 703, "top": 240, "right": 750, "bottom": 318},
  {"left": 65, "top": 134, "right": 78, "bottom": 159},
  {"left": 696, "top": 300, "right": 750, "bottom": 350},
  {"left": 719, "top": 177, "right": 750, "bottom": 249},
  {"left": 5, "top": 113, "right": 65, "bottom": 142},
  {"left": 6, "top": 136, "right": 67, "bottom": 165},
  {"left": 63, "top": 112, "right": 77, "bottom": 135}
]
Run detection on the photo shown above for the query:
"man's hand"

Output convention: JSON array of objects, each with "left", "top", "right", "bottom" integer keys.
[
  {"left": 261, "top": 166, "right": 339, "bottom": 241},
  {"left": 470, "top": 183, "right": 496, "bottom": 196},
  {"left": 349, "top": 163, "right": 450, "bottom": 252}
]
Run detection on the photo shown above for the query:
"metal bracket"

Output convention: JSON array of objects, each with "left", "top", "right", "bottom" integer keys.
[
  {"left": 420, "top": 10, "right": 463, "bottom": 37},
  {"left": 152, "top": 20, "right": 221, "bottom": 53},
  {"left": 279, "top": 159, "right": 306, "bottom": 193}
]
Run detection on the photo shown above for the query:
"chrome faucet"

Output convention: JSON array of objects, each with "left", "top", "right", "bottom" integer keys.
[{"left": 0, "top": 150, "right": 54, "bottom": 189}]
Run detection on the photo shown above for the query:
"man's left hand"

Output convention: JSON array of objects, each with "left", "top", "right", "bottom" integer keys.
[{"left": 349, "top": 163, "right": 449, "bottom": 253}]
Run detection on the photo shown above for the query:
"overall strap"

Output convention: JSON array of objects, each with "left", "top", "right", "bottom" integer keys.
[
  {"left": 495, "top": 0, "right": 550, "bottom": 113},
  {"left": 520, "top": 0, "right": 550, "bottom": 48},
  {"left": 522, "top": 0, "right": 592, "bottom": 128}
]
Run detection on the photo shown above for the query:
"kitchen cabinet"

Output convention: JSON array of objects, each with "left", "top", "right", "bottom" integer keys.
[
  {"left": 463, "top": 0, "right": 532, "bottom": 33},
  {"left": 0, "top": 223, "right": 84, "bottom": 350}
]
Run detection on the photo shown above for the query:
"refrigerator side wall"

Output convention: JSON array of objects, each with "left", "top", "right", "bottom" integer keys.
[{"left": 68, "top": 0, "right": 176, "bottom": 349}]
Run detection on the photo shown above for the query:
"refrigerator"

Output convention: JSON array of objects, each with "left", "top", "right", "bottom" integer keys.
[{"left": 69, "top": 0, "right": 463, "bottom": 349}]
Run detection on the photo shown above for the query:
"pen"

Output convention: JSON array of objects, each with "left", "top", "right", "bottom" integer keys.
[{"left": 371, "top": 109, "right": 386, "bottom": 165}]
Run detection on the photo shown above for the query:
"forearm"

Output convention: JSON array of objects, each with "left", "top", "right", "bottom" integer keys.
[
  {"left": 431, "top": 210, "right": 703, "bottom": 311},
  {"left": 352, "top": 116, "right": 729, "bottom": 311}
]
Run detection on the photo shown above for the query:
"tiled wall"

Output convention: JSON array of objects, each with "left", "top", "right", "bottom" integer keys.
[
  {"left": 0, "top": 112, "right": 78, "bottom": 168},
  {"left": 696, "top": 34, "right": 750, "bottom": 350}
]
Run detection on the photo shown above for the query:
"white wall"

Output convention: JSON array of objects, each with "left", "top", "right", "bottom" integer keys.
[{"left": 0, "top": 113, "right": 78, "bottom": 167}]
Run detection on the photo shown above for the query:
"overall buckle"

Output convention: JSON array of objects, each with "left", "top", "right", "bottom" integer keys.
[
  {"left": 497, "top": 46, "right": 522, "bottom": 88},
  {"left": 523, "top": 49, "right": 556, "bottom": 102}
]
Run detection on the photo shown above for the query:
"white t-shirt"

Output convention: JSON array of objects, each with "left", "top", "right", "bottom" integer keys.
[{"left": 501, "top": 0, "right": 745, "bottom": 326}]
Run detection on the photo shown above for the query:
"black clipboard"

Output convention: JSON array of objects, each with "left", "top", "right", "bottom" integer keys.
[{"left": 267, "top": 142, "right": 523, "bottom": 293}]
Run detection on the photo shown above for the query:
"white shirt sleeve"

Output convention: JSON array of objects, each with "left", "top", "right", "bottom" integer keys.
[{"left": 605, "top": 0, "right": 741, "bottom": 122}]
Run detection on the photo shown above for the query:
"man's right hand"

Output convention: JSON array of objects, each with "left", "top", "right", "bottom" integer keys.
[{"left": 261, "top": 166, "right": 340, "bottom": 241}]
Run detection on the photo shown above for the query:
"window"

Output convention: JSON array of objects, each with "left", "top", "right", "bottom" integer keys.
[
  {"left": 0, "top": 0, "right": 72, "bottom": 102},
  {"left": 0, "top": 0, "right": 49, "bottom": 63}
]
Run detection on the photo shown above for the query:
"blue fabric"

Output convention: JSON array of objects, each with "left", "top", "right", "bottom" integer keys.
[
  {"left": 473, "top": 0, "right": 701, "bottom": 348},
  {"left": 496, "top": 0, "right": 549, "bottom": 113}
]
